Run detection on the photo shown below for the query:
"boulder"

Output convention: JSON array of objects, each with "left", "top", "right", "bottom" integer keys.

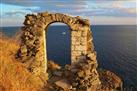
[
  {"left": 55, "top": 79, "right": 72, "bottom": 90},
  {"left": 53, "top": 71, "right": 62, "bottom": 77}
]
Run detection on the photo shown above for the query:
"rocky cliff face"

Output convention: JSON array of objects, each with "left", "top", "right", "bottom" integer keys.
[
  {"left": 0, "top": 33, "right": 122, "bottom": 91},
  {"left": 98, "top": 69, "right": 122, "bottom": 91},
  {"left": 44, "top": 60, "right": 122, "bottom": 91}
]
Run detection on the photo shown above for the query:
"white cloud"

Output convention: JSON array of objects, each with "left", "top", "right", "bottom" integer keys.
[
  {"left": 91, "top": 16, "right": 137, "bottom": 25},
  {"left": 1, "top": 0, "right": 137, "bottom": 26},
  {"left": 112, "top": 0, "right": 137, "bottom": 14}
]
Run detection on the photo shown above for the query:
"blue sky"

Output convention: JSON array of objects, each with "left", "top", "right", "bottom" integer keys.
[{"left": 1, "top": 0, "right": 137, "bottom": 26}]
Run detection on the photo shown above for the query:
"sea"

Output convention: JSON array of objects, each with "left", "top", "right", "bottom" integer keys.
[{"left": 0, "top": 25, "right": 137, "bottom": 90}]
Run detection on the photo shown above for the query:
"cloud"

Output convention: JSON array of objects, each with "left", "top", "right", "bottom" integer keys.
[
  {"left": 1, "top": 0, "right": 86, "bottom": 8},
  {"left": 126, "top": 8, "right": 137, "bottom": 13},
  {"left": 4, "top": 11, "right": 27, "bottom": 17},
  {"left": 90, "top": 16, "right": 137, "bottom": 25},
  {"left": 111, "top": 0, "right": 137, "bottom": 14},
  {"left": 2, "top": 0, "right": 136, "bottom": 16},
  {"left": 55, "top": 0, "right": 136, "bottom": 18},
  {"left": 1, "top": 0, "right": 137, "bottom": 26},
  {"left": 112, "top": 0, "right": 136, "bottom": 8},
  {"left": 1, "top": 3, "right": 40, "bottom": 17}
]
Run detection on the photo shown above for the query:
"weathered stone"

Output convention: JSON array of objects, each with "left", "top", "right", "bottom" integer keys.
[
  {"left": 36, "top": 14, "right": 41, "bottom": 19},
  {"left": 76, "top": 56, "right": 86, "bottom": 62},
  {"left": 80, "top": 37, "right": 86, "bottom": 43},
  {"left": 85, "top": 69, "right": 91, "bottom": 76},
  {"left": 24, "top": 20, "right": 31, "bottom": 25},
  {"left": 98, "top": 69, "right": 122, "bottom": 90},
  {"left": 27, "top": 15, "right": 34, "bottom": 20},
  {"left": 51, "top": 14, "right": 56, "bottom": 20},
  {"left": 71, "top": 45, "right": 75, "bottom": 50},
  {"left": 75, "top": 45, "right": 86, "bottom": 51},
  {"left": 77, "top": 70, "right": 84, "bottom": 77},
  {"left": 48, "top": 60, "right": 61, "bottom": 70},
  {"left": 65, "top": 65, "right": 71, "bottom": 70},
  {"left": 71, "top": 68, "right": 79, "bottom": 73},
  {"left": 17, "top": 13, "right": 101, "bottom": 88},
  {"left": 14, "top": 12, "right": 123, "bottom": 91},
  {"left": 87, "top": 52, "right": 96, "bottom": 61},
  {"left": 84, "top": 19, "right": 90, "bottom": 25},
  {"left": 55, "top": 79, "right": 72, "bottom": 90},
  {"left": 71, "top": 31, "right": 78, "bottom": 37},
  {"left": 20, "top": 45, "right": 27, "bottom": 54},
  {"left": 24, "top": 31, "right": 30, "bottom": 36},
  {"left": 71, "top": 56, "right": 77, "bottom": 63},
  {"left": 53, "top": 71, "right": 62, "bottom": 77},
  {"left": 25, "top": 39, "right": 34, "bottom": 46},
  {"left": 72, "top": 82, "right": 78, "bottom": 87}
]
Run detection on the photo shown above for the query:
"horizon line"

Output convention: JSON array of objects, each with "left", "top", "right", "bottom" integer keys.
[{"left": 0, "top": 24, "right": 137, "bottom": 27}]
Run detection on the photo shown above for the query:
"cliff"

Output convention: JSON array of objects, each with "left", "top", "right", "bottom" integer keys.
[
  {"left": 44, "top": 61, "right": 122, "bottom": 91},
  {"left": 0, "top": 33, "right": 122, "bottom": 91},
  {"left": 0, "top": 12, "right": 122, "bottom": 91}
]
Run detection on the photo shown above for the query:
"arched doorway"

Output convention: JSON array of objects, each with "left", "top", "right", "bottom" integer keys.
[
  {"left": 18, "top": 12, "right": 91, "bottom": 74},
  {"left": 46, "top": 23, "right": 71, "bottom": 66}
]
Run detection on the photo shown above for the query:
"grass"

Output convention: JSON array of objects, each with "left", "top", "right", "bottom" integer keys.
[{"left": 0, "top": 33, "right": 45, "bottom": 91}]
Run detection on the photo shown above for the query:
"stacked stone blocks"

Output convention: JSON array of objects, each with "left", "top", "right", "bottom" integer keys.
[{"left": 17, "top": 12, "right": 98, "bottom": 78}]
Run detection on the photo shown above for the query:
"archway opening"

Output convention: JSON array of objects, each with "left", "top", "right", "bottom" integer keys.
[{"left": 46, "top": 22, "right": 71, "bottom": 66}]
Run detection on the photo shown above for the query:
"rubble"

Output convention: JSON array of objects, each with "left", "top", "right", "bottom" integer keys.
[
  {"left": 55, "top": 79, "right": 72, "bottom": 90},
  {"left": 45, "top": 60, "right": 122, "bottom": 91}
]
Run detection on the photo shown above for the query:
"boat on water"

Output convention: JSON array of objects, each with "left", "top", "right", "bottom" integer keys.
[{"left": 62, "top": 32, "right": 66, "bottom": 35}]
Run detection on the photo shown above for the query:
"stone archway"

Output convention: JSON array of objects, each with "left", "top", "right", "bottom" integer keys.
[{"left": 17, "top": 12, "right": 95, "bottom": 75}]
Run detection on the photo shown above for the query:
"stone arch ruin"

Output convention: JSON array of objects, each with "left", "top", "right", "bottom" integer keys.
[{"left": 17, "top": 12, "right": 96, "bottom": 75}]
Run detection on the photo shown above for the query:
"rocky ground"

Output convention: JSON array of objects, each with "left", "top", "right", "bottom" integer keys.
[
  {"left": 0, "top": 32, "right": 122, "bottom": 91},
  {"left": 44, "top": 61, "right": 122, "bottom": 91}
]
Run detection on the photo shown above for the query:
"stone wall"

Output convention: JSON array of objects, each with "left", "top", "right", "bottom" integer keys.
[{"left": 17, "top": 12, "right": 96, "bottom": 75}]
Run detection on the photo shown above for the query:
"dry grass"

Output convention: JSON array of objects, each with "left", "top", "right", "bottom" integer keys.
[{"left": 0, "top": 33, "right": 44, "bottom": 91}]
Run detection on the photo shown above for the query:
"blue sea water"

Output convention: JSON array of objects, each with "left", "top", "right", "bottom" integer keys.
[{"left": 0, "top": 25, "right": 137, "bottom": 89}]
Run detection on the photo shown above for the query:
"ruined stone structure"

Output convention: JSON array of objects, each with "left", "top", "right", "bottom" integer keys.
[
  {"left": 17, "top": 12, "right": 101, "bottom": 90},
  {"left": 18, "top": 12, "right": 95, "bottom": 74},
  {"left": 17, "top": 12, "right": 122, "bottom": 91}
]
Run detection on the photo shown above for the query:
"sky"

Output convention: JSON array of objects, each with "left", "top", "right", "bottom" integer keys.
[{"left": 0, "top": 0, "right": 137, "bottom": 26}]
